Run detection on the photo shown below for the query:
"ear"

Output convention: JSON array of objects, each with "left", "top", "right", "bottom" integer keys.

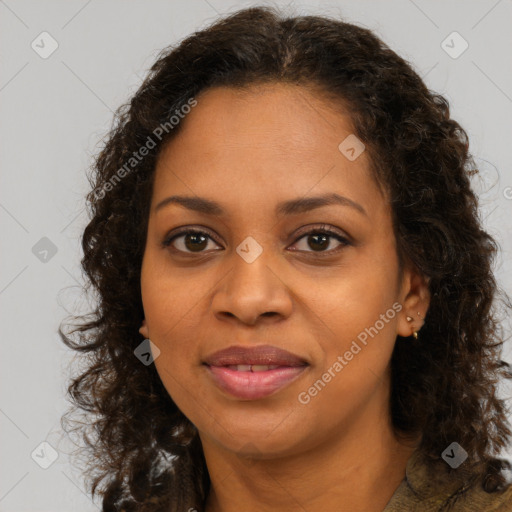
[
  {"left": 397, "top": 264, "right": 431, "bottom": 338},
  {"left": 139, "top": 318, "right": 150, "bottom": 339}
]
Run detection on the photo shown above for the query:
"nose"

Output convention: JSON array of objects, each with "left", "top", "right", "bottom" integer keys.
[{"left": 211, "top": 246, "right": 293, "bottom": 326}]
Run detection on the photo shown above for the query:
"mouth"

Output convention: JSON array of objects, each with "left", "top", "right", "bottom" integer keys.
[
  {"left": 203, "top": 345, "right": 309, "bottom": 400},
  {"left": 204, "top": 364, "right": 308, "bottom": 400}
]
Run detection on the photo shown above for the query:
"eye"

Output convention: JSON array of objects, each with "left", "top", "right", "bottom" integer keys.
[
  {"left": 162, "top": 224, "right": 351, "bottom": 255},
  {"left": 289, "top": 224, "right": 351, "bottom": 255},
  {"left": 162, "top": 228, "right": 222, "bottom": 254}
]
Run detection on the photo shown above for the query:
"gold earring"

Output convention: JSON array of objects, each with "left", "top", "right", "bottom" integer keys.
[
  {"left": 414, "top": 312, "right": 424, "bottom": 339},
  {"left": 406, "top": 313, "right": 421, "bottom": 339}
]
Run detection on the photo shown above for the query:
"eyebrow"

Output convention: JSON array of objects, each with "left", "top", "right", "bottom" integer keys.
[{"left": 154, "top": 192, "right": 368, "bottom": 218}]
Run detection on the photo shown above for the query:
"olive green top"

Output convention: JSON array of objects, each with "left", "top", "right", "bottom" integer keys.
[{"left": 383, "top": 449, "right": 512, "bottom": 511}]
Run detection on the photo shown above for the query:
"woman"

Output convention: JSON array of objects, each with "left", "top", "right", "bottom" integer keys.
[{"left": 60, "top": 6, "right": 512, "bottom": 511}]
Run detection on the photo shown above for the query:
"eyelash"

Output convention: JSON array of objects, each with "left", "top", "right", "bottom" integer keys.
[{"left": 161, "top": 224, "right": 351, "bottom": 256}]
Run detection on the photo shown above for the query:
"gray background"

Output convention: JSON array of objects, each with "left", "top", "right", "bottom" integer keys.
[{"left": 1, "top": 0, "right": 511, "bottom": 510}]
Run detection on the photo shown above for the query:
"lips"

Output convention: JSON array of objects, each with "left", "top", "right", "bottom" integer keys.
[
  {"left": 203, "top": 345, "right": 309, "bottom": 400},
  {"left": 203, "top": 344, "right": 308, "bottom": 367}
]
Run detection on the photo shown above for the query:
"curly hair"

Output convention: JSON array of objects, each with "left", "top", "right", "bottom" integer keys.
[{"left": 59, "top": 5, "right": 512, "bottom": 511}]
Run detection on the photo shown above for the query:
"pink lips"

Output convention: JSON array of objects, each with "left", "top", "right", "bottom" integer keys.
[{"left": 203, "top": 345, "right": 309, "bottom": 400}]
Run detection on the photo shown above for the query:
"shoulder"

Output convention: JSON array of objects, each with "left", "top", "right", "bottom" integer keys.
[
  {"left": 452, "top": 480, "right": 512, "bottom": 511},
  {"left": 383, "top": 449, "right": 512, "bottom": 511},
  {"left": 384, "top": 472, "right": 512, "bottom": 511}
]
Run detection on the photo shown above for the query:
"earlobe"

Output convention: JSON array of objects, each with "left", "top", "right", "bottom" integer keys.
[
  {"left": 397, "top": 268, "right": 431, "bottom": 339},
  {"left": 139, "top": 319, "right": 149, "bottom": 339}
]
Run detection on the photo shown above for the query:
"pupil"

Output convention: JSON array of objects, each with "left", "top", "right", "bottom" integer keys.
[
  {"left": 309, "top": 234, "right": 328, "bottom": 251},
  {"left": 185, "top": 233, "right": 208, "bottom": 252}
]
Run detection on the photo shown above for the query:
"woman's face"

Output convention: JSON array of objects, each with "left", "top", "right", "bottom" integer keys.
[{"left": 139, "top": 83, "right": 428, "bottom": 458}]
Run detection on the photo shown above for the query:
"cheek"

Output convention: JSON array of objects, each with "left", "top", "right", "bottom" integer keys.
[
  {"left": 296, "top": 305, "right": 398, "bottom": 431},
  {"left": 140, "top": 254, "right": 204, "bottom": 337},
  {"left": 140, "top": 264, "right": 205, "bottom": 397},
  {"left": 306, "top": 261, "right": 398, "bottom": 335},
  {"left": 302, "top": 261, "right": 399, "bottom": 390},
  {"left": 150, "top": 308, "right": 207, "bottom": 411}
]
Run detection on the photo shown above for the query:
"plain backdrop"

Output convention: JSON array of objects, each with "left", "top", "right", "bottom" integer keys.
[{"left": 1, "top": 0, "right": 511, "bottom": 510}]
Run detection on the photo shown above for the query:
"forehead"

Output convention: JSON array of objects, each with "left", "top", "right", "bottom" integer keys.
[
  {"left": 166, "top": 83, "right": 358, "bottom": 155},
  {"left": 151, "top": 83, "right": 386, "bottom": 218}
]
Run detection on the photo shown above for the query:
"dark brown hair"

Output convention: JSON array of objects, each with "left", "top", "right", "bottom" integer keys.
[{"left": 59, "top": 5, "right": 512, "bottom": 511}]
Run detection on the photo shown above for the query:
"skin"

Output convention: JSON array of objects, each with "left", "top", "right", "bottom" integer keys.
[{"left": 139, "top": 83, "right": 430, "bottom": 512}]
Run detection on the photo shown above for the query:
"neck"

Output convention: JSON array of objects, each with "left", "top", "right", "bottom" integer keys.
[{"left": 201, "top": 399, "right": 419, "bottom": 512}]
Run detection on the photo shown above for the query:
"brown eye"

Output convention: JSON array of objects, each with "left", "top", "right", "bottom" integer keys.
[
  {"left": 163, "top": 229, "right": 221, "bottom": 253},
  {"left": 301, "top": 233, "right": 331, "bottom": 251},
  {"left": 289, "top": 226, "right": 351, "bottom": 254},
  {"left": 162, "top": 225, "right": 351, "bottom": 256}
]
